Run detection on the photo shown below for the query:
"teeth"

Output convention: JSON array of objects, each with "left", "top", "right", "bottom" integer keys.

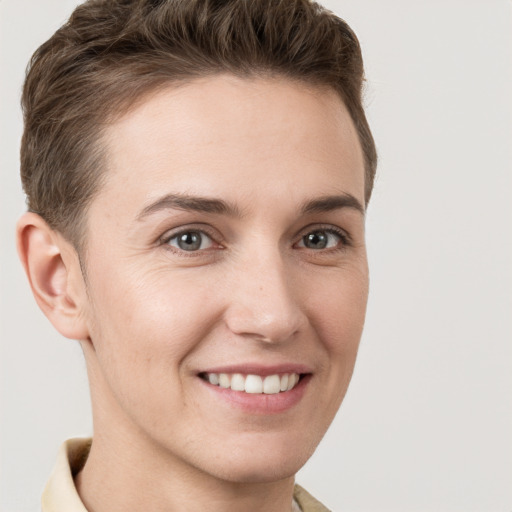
[
  {"left": 208, "top": 373, "right": 219, "bottom": 385},
  {"left": 245, "top": 375, "right": 263, "bottom": 393},
  {"left": 219, "top": 373, "right": 231, "bottom": 388},
  {"left": 203, "top": 372, "right": 301, "bottom": 394},
  {"left": 230, "top": 373, "right": 245, "bottom": 391},
  {"left": 263, "top": 375, "right": 281, "bottom": 394},
  {"left": 287, "top": 373, "right": 299, "bottom": 391}
]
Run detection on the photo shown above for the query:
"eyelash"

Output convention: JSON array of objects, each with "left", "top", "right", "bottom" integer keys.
[
  {"left": 158, "top": 224, "right": 351, "bottom": 255},
  {"left": 159, "top": 225, "right": 222, "bottom": 255},
  {"left": 296, "top": 225, "right": 352, "bottom": 251}
]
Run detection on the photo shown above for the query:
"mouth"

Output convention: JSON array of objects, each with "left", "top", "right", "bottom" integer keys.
[
  {"left": 198, "top": 372, "right": 303, "bottom": 394},
  {"left": 197, "top": 364, "right": 313, "bottom": 414}
]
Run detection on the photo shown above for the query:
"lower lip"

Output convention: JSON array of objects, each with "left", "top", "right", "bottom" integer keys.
[{"left": 199, "top": 375, "right": 311, "bottom": 414}]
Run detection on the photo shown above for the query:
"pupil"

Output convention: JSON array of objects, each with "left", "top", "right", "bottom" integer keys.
[
  {"left": 178, "top": 232, "right": 201, "bottom": 251},
  {"left": 305, "top": 231, "right": 327, "bottom": 249}
]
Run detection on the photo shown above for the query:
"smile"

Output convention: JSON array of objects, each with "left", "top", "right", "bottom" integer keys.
[{"left": 200, "top": 372, "right": 301, "bottom": 394}]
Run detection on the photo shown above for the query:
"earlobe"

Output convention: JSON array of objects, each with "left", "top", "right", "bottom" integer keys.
[{"left": 16, "top": 212, "right": 90, "bottom": 340}]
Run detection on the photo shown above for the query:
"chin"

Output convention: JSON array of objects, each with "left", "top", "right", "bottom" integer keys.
[
  {"left": 194, "top": 433, "right": 317, "bottom": 484},
  {"left": 207, "top": 457, "right": 304, "bottom": 484}
]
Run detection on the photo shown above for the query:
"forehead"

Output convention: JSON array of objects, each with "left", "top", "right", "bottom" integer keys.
[{"left": 97, "top": 75, "right": 365, "bottom": 213}]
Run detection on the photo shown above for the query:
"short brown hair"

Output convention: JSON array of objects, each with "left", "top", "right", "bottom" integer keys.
[{"left": 21, "top": 0, "right": 377, "bottom": 249}]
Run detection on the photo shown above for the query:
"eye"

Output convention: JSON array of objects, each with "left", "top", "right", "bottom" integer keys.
[
  {"left": 297, "top": 229, "right": 345, "bottom": 250},
  {"left": 167, "top": 230, "right": 213, "bottom": 252}
]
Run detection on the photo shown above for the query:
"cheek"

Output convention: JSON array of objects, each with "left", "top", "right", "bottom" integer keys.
[
  {"left": 292, "top": 265, "right": 368, "bottom": 436},
  {"left": 84, "top": 264, "right": 223, "bottom": 383},
  {"left": 307, "top": 263, "right": 368, "bottom": 409},
  {"left": 83, "top": 268, "right": 226, "bottom": 429},
  {"left": 308, "top": 262, "right": 369, "bottom": 353}
]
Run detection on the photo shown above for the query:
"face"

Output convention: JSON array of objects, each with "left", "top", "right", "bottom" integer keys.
[{"left": 79, "top": 76, "right": 368, "bottom": 483}]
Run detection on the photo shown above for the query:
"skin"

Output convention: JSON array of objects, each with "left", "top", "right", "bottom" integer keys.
[{"left": 17, "top": 75, "right": 368, "bottom": 512}]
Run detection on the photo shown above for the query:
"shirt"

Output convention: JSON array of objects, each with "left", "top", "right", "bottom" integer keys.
[{"left": 42, "top": 438, "right": 331, "bottom": 511}]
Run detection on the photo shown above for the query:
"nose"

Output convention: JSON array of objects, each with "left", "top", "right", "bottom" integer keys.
[{"left": 223, "top": 250, "right": 307, "bottom": 344}]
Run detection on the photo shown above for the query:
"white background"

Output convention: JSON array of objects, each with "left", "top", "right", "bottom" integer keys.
[{"left": 1, "top": 1, "right": 511, "bottom": 511}]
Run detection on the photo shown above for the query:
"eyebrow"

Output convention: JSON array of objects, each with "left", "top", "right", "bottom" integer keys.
[
  {"left": 301, "top": 194, "right": 365, "bottom": 216},
  {"left": 136, "top": 193, "right": 243, "bottom": 221},
  {"left": 136, "top": 191, "right": 364, "bottom": 221}
]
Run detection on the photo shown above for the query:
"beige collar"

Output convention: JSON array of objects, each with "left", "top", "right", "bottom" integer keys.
[{"left": 41, "top": 438, "right": 91, "bottom": 512}]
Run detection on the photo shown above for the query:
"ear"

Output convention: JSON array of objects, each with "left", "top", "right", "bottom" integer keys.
[{"left": 16, "top": 212, "right": 90, "bottom": 340}]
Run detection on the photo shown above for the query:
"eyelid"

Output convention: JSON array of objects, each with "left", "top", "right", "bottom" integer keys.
[
  {"left": 294, "top": 224, "right": 352, "bottom": 249},
  {"left": 158, "top": 224, "right": 224, "bottom": 251},
  {"left": 156, "top": 222, "right": 352, "bottom": 254}
]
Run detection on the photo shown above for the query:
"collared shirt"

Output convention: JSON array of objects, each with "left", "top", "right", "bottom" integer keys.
[{"left": 42, "top": 438, "right": 331, "bottom": 512}]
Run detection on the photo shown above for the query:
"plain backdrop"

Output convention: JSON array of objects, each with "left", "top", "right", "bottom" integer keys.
[{"left": 1, "top": 1, "right": 511, "bottom": 511}]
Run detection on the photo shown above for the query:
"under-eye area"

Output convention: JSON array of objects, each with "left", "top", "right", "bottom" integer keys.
[{"left": 198, "top": 372, "right": 308, "bottom": 394}]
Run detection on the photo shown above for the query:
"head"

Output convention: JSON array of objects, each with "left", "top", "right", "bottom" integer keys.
[{"left": 17, "top": 0, "right": 376, "bottom": 486}]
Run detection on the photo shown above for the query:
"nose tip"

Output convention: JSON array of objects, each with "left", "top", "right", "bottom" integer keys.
[
  {"left": 226, "top": 302, "right": 305, "bottom": 344},
  {"left": 227, "top": 306, "right": 303, "bottom": 344},
  {"left": 224, "top": 266, "right": 307, "bottom": 344}
]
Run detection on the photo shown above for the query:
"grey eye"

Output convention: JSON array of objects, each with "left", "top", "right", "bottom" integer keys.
[
  {"left": 168, "top": 231, "right": 213, "bottom": 251},
  {"left": 299, "top": 230, "right": 340, "bottom": 250}
]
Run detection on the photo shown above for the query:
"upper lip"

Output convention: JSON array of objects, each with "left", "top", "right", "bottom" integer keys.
[{"left": 198, "top": 363, "right": 313, "bottom": 376}]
